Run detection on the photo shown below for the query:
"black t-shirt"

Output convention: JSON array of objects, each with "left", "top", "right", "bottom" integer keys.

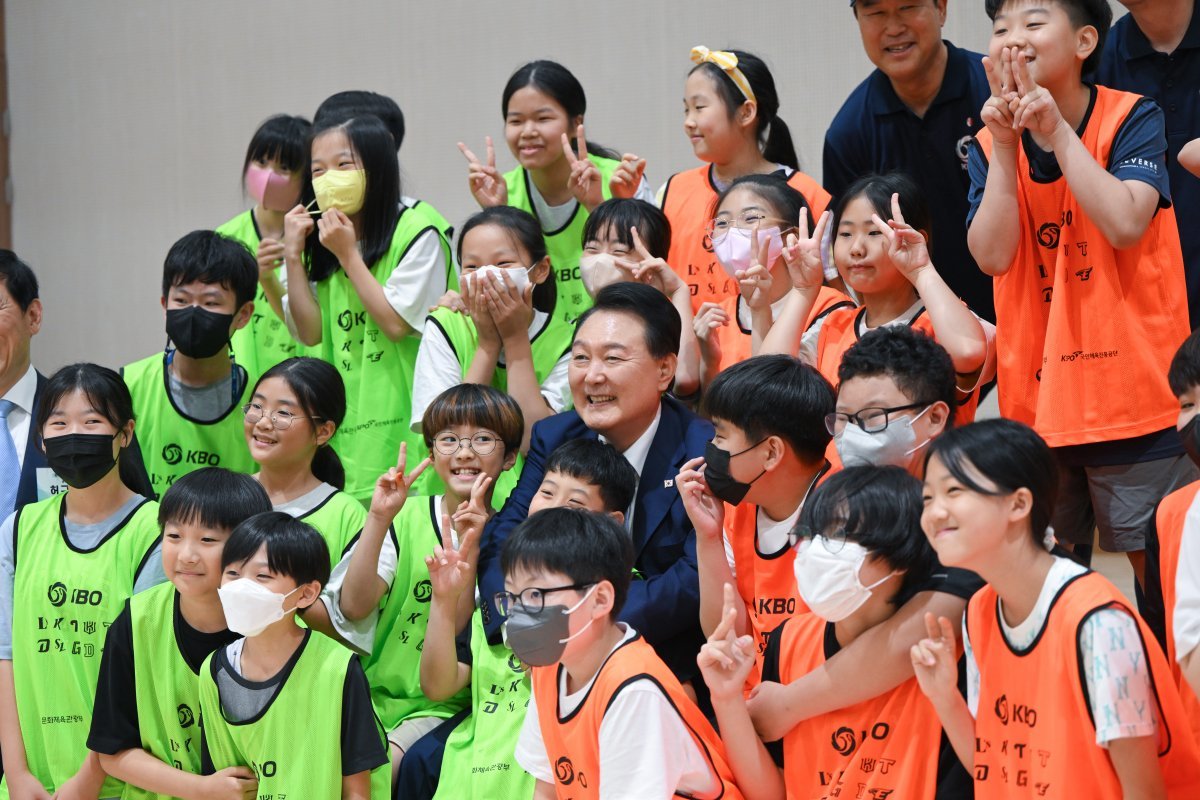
[
  {"left": 199, "top": 631, "right": 386, "bottom": 777},
  {"left": 88, "top": 592, "right": 238, "bottom": 755}
]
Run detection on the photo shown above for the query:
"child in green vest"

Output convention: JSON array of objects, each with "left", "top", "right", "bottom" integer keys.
[
  {"left": 457, "top": 59, "right": 651, "bottom": 324},
  {"left": 123, "top": 230, "right": 260, "bottom": 499},
  {"left": 412, "top": 205, "right": 574, "bottom": 460},
  {"left": 198, "top": 512, "right": 387, "bottom": 799},
  {"left": 243, "top": 357, "right": 368, "bottom": 570},
  {"left": 336, "top": 383, "right": 523, "bottom": 789},
  {"left": 406, "top": 438, "right": 636, "bottom": 800},
  {"left": 88, "top": 467, "right": 271, "bottom": 799},
  {"left": 0, "top": 364, "right": 163, "bottom": 799},
  {"left": 217, "top": 114, "right": 310, "bottom": 379},
  {"left": 281, "top": 115, "right": 455, "bottom": 504}
]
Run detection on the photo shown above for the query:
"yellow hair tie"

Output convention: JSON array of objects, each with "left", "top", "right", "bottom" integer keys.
[{"left": 690, "top": 46, "right": 757, "bottom": 105}]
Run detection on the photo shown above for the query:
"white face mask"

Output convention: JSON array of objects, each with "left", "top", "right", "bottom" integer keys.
[
  {"left": 462, "top": 265, "right": 531, "bottom": 296},
  {"left": 579, "top": 253, "right": 624, "bottom": 298},
  {"left": 218, "top": 578, "right": 302, "bottom": 637},
  {"left": 793, "top": 535, "right": 896, "bottom": 622},
  {"left": 834, "top": 405, "right": 932, "bottom": 469}
]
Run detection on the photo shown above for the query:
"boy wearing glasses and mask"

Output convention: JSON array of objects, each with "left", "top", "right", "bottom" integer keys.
[
  {"left": 335, "top": 383, "right": 523, "bottom": 789},
  {"left": 677, "top": 355, "right": 836, "bottom": 664},
  {"left": 505, "top": 508, "right": 744, "bottom": 799},
  {"left": 123, "top": 231, "right": 259, "bottom": 499}
]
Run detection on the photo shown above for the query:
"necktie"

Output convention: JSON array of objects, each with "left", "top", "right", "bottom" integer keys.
[{"left": 0, "top": 400, "right": 20, "bottom": 519}]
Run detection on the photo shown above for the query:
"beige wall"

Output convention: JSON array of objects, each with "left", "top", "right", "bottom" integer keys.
[{"left": 7, "top": 0, "right": 1114, "bottom": 372}]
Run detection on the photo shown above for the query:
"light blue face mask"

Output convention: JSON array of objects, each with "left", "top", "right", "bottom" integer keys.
[{"left": 834, "top": 405, "right": 932, "bottom": 468}]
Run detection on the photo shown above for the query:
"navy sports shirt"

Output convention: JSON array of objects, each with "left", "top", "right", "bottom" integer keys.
[
  {"left": 1097, "top": 9, "right": 1200, "bottom": 329},
  {"left": 823, "top": 40, "right": 994, "bottom": 321}
]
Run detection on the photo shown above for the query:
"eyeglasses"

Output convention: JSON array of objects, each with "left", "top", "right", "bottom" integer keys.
[
  {"left": 432, "top": 431, "right": 500, "bottom": 457},
  {"left": 825, "top": 402, "right": 931, "bottom": 435},
  {"left": 242, "top": 403, "right": 321, "bottom": 431},
  {"left": 705, "top": 213, "right": 793, "bottom": 244},
  {"left": 493, "top": 582, "right": 594, "bottom": 616},
  {"left": 788, "top": 526, "right": 849, "bottom": 553}
]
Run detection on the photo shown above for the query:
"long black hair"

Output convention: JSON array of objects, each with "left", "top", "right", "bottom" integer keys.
[
  {"left": 688, "top": 49, "right": 799, "bottom": 170},
  {"left": 252, "top": 358, "right": 347, "bottom": 490},
  {"left": 303, "top": 116, "right": 402, "bottom": 282},
  {"left": 501, "top": 60, "right": 620, "bottom": 161},
  {"left": 241, "top": 114, "right": 311, "bottom": 180},
  {"left": 36, "top": 363, "right": 154, "bottom": 497}
]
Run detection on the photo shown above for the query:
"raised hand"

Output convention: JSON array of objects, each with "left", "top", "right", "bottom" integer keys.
[
  {"left": 693, "top": 302, "right": 729, "bottom": 358},
  {"left": 256, "top": 237, "right": 285, "bottom": 276},
  {"left": 609, "top": 153, "right": 647, "bottom": 199},
  {"left": 458, "top": 137, "right": 508, "bottom": 208},
  {"left": 676, "top": 456, "right": 724, "bottom": 541},
  {"left": 614, "top": 226, "right": 685, "bottom": 296},
  {"left": 872, "top": 192, "right": 932, "bottom": 282},
  {"left": 482, "top": 270, "right": 534, "bottom": 342},
  {"left": 316, "top": 208, "right": 358, "bottom": 264},
  {"left": 697, "top": 583, "right": 756, "bottom": 701},
  {"left": 910, "top": 612, "right": 960, "bottom": 706},
  {"left": 562, "top": 125, "right": 604, "bottom": 212},
  {"left": 781, "top": 208, "right": 829, "bottom": 292},
  {"left": 737, "top": 227, "right": 774, "bottom": 310},
  {"left": 426, "top": 512, "right": 476, "bottom": 600},
  {"left": 980, "top": 49, "right": 1022, "bottom": 148},
  {"left": 429, "top": 289, "right": 467, "bottom": 315},
  {"left": 369, "top": 443, "right": 431, "bottom": 523},
  {"left": 463, "top": 274, "right": 501, "bottom": 348},
  {"left": 1012, "top": 50, "right": 1064, "bottom": 139},
  {"left": 282, "top": 203, "right": 315, "bottom": 260},
  {"left": 450, "top": 472, "right": 493, "bottom": 563}
]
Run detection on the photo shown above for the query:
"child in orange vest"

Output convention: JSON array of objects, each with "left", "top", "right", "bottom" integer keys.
[
  {"left": 699, "top": 466, "right": 971, "bottom": 800},
  {"left": 677, "top": 355, "right": 834, "bottom": 663},
  {"left": 504, "top": 508, "right": 744, "bottom": 799},
  {"left": 695, "top": 176, "right": 852, "bottom": 388},
  {"left": 967, "top": 0, "right": 1192, "bottom": 584},
  {"left": 761, "top": 172, "right": 994, "bottom": 424},
  {"left": 915, "top": 419, "right": 1200, "bottom": 798},
  {"left": 661, "top": 47, "right": 828, "bottom": 313}
]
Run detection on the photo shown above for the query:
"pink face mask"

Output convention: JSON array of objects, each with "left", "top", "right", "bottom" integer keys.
[{"left": 245, "top": 165, "right": 299, "bottom": 212}]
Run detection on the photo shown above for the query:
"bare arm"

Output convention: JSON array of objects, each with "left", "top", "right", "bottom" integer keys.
[
  {"left": 334, "top": 246, "right": 415, "bottom": 343},
  {"left": 1108, "top": 735, "right": 1167, "bottom": 800},
  {"left": 911, "top": 614, "right": 976, "bottom": 770},
  {"left": 338, "top": 510, "right": 393, "bottom": 621},
  {"left": 99, "top": 751, "right": 257, "bottom": 800},
  {"left": 341, "top": 770, "right": 373, "bottom": 800},
  {"left": 533, "top": 780, "right": 557, "bottom": 800},
  {"left": 672, "top": 285, "right": 702, "bottom": 397},
  {"left": 281, "top": 206, "right": 322, "bottom": 346},
  {"left": 676, "top": 459, "right": 748, "bottom": 638},
  {"left": 0, "top": 660, "right": 51, "bottom": 798},
  {"left": 759, "top": 208, "right": 829, "bottom": 359},
  {"left": 968, "top": 52, "right": 1024, "bottom": 276},
  {"left": 419, "top": 592, "right": 472, "bottom": 702}
]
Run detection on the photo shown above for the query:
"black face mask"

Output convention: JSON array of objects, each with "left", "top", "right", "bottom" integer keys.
[
  {"left": 44, "top": 433, "right": 119, "bottom": 489},
  {"left": 704, "top": 440, "right": 766, "bottom": 505},
  {"left": 1181, "top": 416, "right": 1200, "bottom": 468},
  {"left": 166, "top": 306, "right": 233, "bottom": 359}
]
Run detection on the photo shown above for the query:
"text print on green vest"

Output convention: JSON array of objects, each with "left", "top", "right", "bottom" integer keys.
[
  {"left": 322, "top": 210, "right": 456, "bottom": 501},
  {"left": 128, "top": 582, "right": 204, "bottom": 799},
  {"left": 5, "top": 494, "right": 160, "bottom": 798},
  {"left": 505, "top": 155, "right": 621, "bottom": 323},
  {"left": 122, "top": 354, "right": 256, "bottom": 499}
]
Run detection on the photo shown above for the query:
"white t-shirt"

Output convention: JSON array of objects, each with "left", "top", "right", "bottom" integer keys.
[
  {"left": 530, "top": 175, "right": 654, "bottom": 231},
  {"left": 963, "top": 557, "right": 1158, "bottom": 747},
  {"left": 724, "top": 502, "right": 802, "bottom": 578},
  {"left": 1173, "top": 492, "right": 1200, "bottom": 664},
  {"left": 281, "top": 227, "right": 448, "bottom": 338},
  {"left": 409, "top": 309, "right": 572, "bottom": 432},
  {"left": 514, "top": 624, "right": 719, "bottom": 800}
]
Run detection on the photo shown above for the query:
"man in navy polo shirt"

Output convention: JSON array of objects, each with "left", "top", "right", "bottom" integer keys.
[
  {"left": 1098, "top": 0, "right": 1200, "bottom": 329},
  {"left": 824, "top": 0, "right": 994, "bottom": 322}
]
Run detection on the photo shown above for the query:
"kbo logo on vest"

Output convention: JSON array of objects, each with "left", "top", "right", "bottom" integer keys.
[
  {"left": 47, "top": 581, "right": 102, "bottom": 607},
  {"left": 162, "top": 443, "right": 220, "bottom": 467}
]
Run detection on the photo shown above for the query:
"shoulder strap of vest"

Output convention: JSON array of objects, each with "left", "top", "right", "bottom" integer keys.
[{"left": 10, "top": 502, "right": 26, "bottom": 570}]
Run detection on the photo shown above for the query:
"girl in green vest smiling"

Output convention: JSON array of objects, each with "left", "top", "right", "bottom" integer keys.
[
  {"left": 458, "top": 60, "right": 652, "bottom": 324},
  {"left": 0, "top": 364, "right": 163, "bottom": 799},
  {"left": 282, "top": 116, "right": 456, "bottom": 505},
  {"left": 216, "top": 114, "right": 310, "bottom": 379},
  {"left": 243, "top": 357, "right": 369, "bottom": 570}
]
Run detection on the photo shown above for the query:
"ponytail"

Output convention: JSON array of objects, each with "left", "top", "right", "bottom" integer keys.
[
  {"left": 762, "top": 116, "right": 799, "bottom": 171},
  {"left": 311, "top": 444, "right": 346, "bottom": 491},
  {"left": 251, "top": 358, "right": 348, "bottom": 489}
]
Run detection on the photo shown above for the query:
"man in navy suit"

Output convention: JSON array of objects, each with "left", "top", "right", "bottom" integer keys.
[
  {"left": 0, "top": 252, "right": 51, "bottom": 521},
  {"left": 478, "top": 282, "right": 712, "bottom": 680}
]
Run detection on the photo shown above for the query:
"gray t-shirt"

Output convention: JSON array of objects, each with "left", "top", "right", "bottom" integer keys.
[{"left": 167, "top": 368, "right": 238, "bottom": 423}]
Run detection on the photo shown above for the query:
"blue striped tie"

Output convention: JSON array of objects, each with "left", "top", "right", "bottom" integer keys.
[{"left": 0, "top": 400, "right": 19, "bottom": 519}]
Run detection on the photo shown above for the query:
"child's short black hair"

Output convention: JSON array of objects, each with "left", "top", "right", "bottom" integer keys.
[
  {"left": 544, "top": 439, "right": 638, "bottom": 514},
  {"left": 1168, "top": 329, "right": 1200, "bottom": 397},
  {"left": 314, "top": 90, "right": 406, "bottom": 151},
  {"left": 795, "top": 465, "right": 935, "bottom": 606},
  {"left": 221, "top": 512, "right": 331, "bottom": 589},
  {"left": 838, "top": 327, "right": 958, "bottom": 426},
  {"left": 581, "top": 199, "right": 672, "bottom": 258},
  {"left": 702, "top": 355, "right": 835, "bottom": 463},
  {"left": 0, "top": 250, "right": 39, "bottom": 311},
  {"left": 985, "top": 0, "right": 1111, "bottom": 75},
  {"left": 421, "top": 383, "right": 525, "bottom": 457},
  {"left": 158, "top": 468, "right": 272, "bottom": 532},
  {"left": 501, "top": 508, "right": 633, "bottom": 618},
  {"left": 162, "top": 230, "right": 258, "bottom": 309}
]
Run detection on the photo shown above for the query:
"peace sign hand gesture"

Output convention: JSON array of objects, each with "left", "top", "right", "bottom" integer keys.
[
  {"left": 1012, "top": 50, "right": 1064, "bottom": 139},
  {"left": 613, "top": 226, "right": 685, "bottom": 296},
  {"left": 609, "top": 153, "right": 647, "bottom": 199},
  {"left": 980, "top": 49, "right": 1022, "bottom": 148},
  {"left": 696, "top": 583, "right": 756, "bottom": 702},
  {"left": 562, "top": 125, "right": 604, "bottom": 212},
  {"left": 737, "top": 227, "right": 775, "bottom": 311},
  {"left": 369, "top": 443, "right": 431, "bottom": 523},
  {"left": 911, "top": 612, "right": 960, "bottom": 708},
  {"left": 458, "top": 137, "right": 508, "bottom": 208},
  {"left": 781, "top": 208, "right": 829, "bottom": 293},
  {"left": 872, "top": 192, "right": 932, "bottom": 283},
  {"left": 426, "top": 512, "right": 477, "bottom": 601}
]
